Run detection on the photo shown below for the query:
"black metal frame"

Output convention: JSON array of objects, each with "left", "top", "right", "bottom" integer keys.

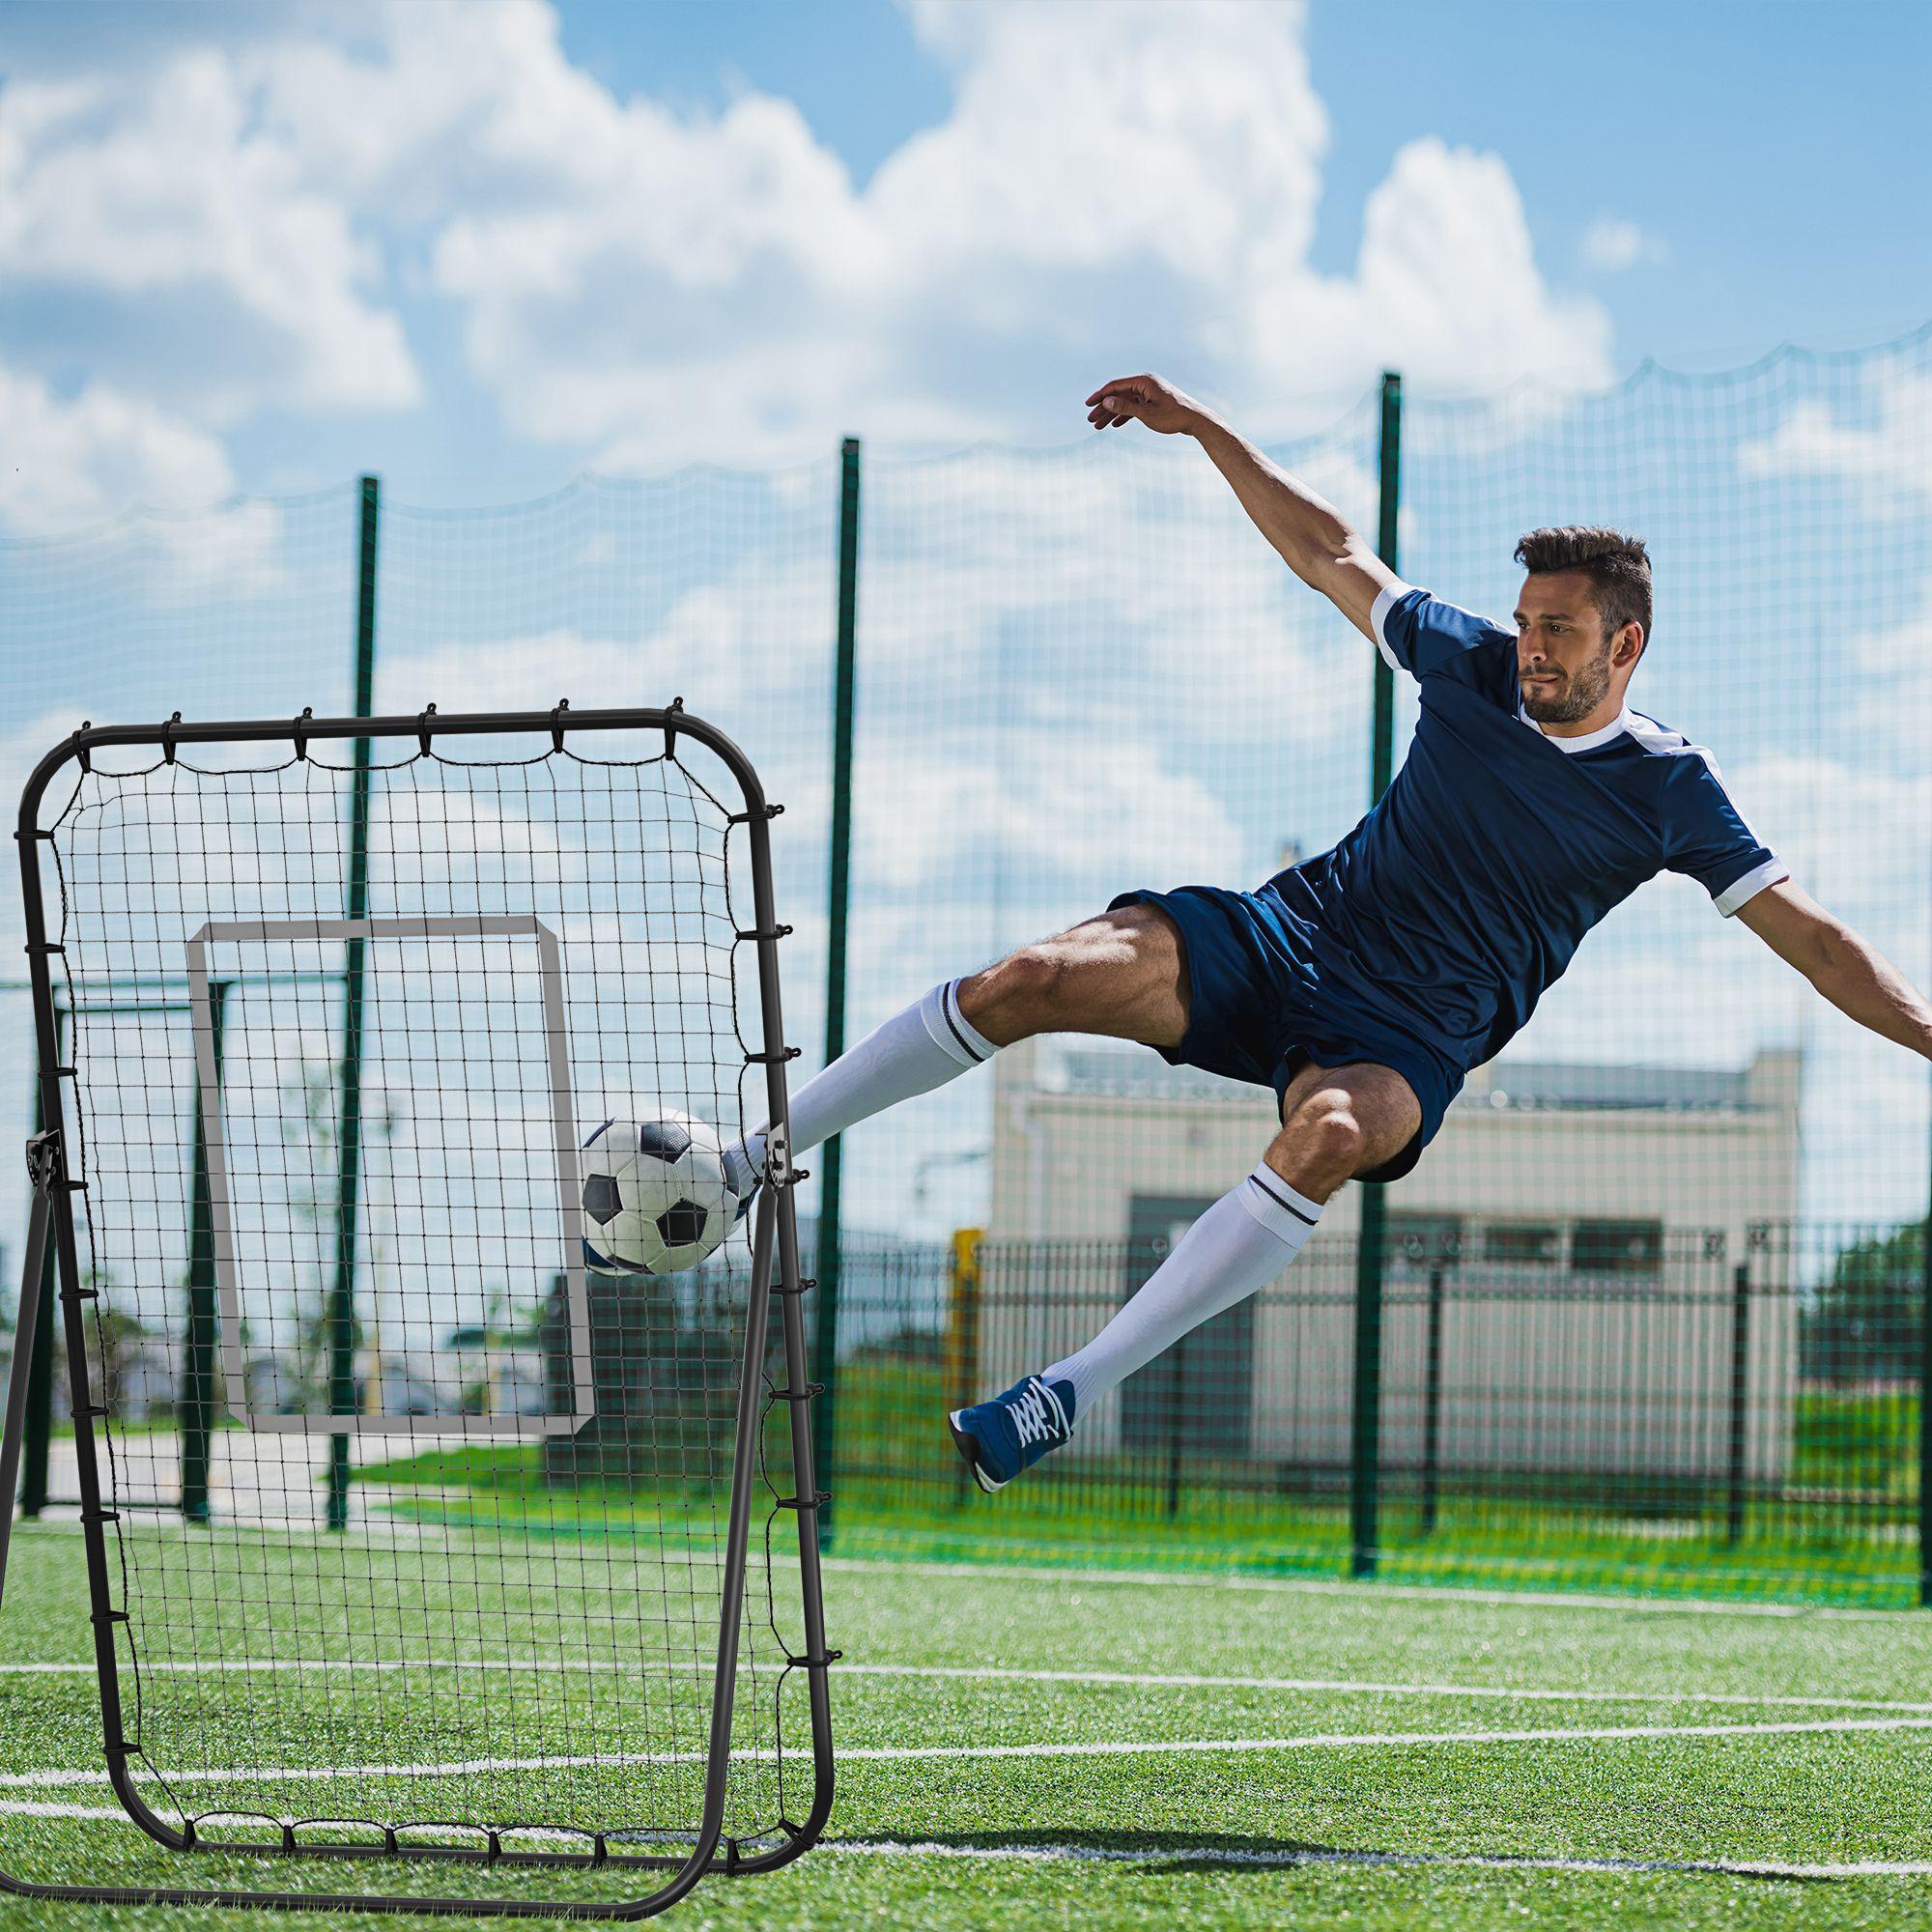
[{"left": 0, "top": 705, "right": 835, "bottom": 1918}]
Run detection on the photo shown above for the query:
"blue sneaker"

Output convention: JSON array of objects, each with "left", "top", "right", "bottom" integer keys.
[{"left": 949, "top": 1375, "right": 1075, "bottom": 1493}]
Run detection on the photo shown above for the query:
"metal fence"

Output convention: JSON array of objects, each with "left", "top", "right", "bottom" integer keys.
[
  {"left": 2, "top": 325, "right": 1929, "bottom": 1606},
  {"left": 815, "top": 1222, "right": 1921, "bottom": 1606}
]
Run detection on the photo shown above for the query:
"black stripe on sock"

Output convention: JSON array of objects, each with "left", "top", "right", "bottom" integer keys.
[
  {"left": 941, "top": 981, "right": 990, "bottom": 1064},
  {"left": 1249, "top": 1169, "right": 1318, "bottom": 1227}
]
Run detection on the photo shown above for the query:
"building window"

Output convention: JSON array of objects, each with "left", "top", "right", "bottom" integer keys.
[
  {"left": 1387, "top": 1212, "right": 1463, "bottom": 1268},
  {"left": 1571, "top": 1219, "right": 1662, "bottom": 1278},
  {"left": 1483, "top": 1222, "right": 1563, "bottom": 1266}
]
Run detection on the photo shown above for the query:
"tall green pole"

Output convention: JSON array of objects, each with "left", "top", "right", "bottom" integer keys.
[
  {"left": 1919, "top": 1159, "right": 1931, "bottom": 1605},
  {"left": 1350, "top": 372, "right": 1401, "bottom": 1579},
  {"left": 810, "top": 437, "right": 861, "bottom": 1552},
  {"left": 18, "top": 1002, "right": 65, "bottom": 1520},
  {"left": 181, "top": 980, "right": 228, "bottom": 1523},
  {"left": 326, "top": 474, "right": 380, "bottom": 1532}
]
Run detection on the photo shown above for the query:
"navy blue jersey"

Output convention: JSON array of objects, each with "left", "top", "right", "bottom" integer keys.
[{"left": 1263, "top": 586, "right": 1786, "bottom": 1076}]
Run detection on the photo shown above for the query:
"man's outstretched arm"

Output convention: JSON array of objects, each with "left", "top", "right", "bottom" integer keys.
[
  {"left": 1736, "top": 879, "right": 1932, "bottom": 1057},
  {"left": 1087, "top": 373, "right": 1402, "bottom": 643}
]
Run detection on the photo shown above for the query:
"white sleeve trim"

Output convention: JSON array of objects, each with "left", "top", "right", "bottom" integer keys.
[
  {"left": 1370, "top": 582, "right": 1411, "bottom": 674},
  {"left": 1715, "top": 857, "right": 1789, "bottom": 918}
]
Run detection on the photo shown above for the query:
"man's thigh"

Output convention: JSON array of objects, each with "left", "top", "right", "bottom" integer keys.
[{"left": 970, "top": 903, "right": 1191, "bottom": 1049}]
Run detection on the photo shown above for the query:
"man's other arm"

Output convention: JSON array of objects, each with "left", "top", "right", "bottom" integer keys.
[
  {"left": 1086, "top": 373, "right": 1403, "bottom": 643},
  {"left": 1736, "top": 878, "right": 1932, "bottom": 1058}
]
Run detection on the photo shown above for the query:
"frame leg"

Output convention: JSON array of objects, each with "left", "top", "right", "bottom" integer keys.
[{"left": 0, "top": 1134, "right": 60, "bottom": 1611}]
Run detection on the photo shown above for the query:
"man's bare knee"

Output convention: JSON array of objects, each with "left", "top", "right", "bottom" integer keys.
[
  {"left": 1306, "top": 1101, "right": 1369, "bottom": 1168},
  {"left": 1267, "top": 1065, "right": 1421, "bottom": 1200},
  {"left": 1269, "top": 1094, "right": 1366, "bottom": 1197},
  {"left": 962, "top": 945, "right": 1072, "bottom": 1042}
]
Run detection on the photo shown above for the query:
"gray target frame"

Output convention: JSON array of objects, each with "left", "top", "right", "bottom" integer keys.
[{"left": 185, "top": 913, "right": 595, "bottom": 1437}]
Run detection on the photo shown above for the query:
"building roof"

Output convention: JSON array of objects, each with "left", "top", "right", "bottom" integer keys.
[{"left": 1029, "top": 1044, "right": 1771, "bottom": 1115}]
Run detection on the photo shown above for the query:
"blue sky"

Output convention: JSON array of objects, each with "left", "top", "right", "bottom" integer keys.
[{"left": 0, "top": 0, "right": 1925, "bottom": 518}]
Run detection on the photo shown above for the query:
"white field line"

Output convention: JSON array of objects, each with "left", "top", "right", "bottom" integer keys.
[
  {"left": 3, "top": 1806, "right": 1928, "bottom": 1882},
  {"left": 817, "top": 1553, "right": 1915, "bottom": 1622},
  {"left": 14, "top": 1714, "right": 1932, "bottom": 1788},
  {"left": 3, "top": 1655, "right": 1926, "bottom": 1717}
]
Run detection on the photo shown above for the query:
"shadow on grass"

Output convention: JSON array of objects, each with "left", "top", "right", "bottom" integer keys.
[{"left": 832, "top": 1830, "right": 1834, "bottom": 1885}]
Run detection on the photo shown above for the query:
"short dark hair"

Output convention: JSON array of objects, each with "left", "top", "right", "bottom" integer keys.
[{"left": 1514, "top": 526, "right": 1651, "bottom": 648}]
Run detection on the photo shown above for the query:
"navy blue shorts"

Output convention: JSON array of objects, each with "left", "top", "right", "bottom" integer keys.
[{"left": 1110, "top": 884, "right": 1463, "bottom": 1184}]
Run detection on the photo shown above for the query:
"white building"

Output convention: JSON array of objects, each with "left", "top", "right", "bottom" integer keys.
[{"left": 977, "top": 1040, "right": 1803, "bottom": 1481}]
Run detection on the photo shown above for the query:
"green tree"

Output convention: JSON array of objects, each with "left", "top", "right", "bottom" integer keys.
[{"left": 1803, "top": 1223, "right": 1924, "bottom": 1382}]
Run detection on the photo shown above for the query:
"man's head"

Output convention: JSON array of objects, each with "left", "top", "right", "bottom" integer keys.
[{"left": 1511, "top": 527, "right": 1651, "bottom": 726}]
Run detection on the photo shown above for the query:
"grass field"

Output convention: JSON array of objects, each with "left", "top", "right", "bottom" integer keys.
[{"left": 1, "top": 1519, "right": 1931, "bottom": 1929}]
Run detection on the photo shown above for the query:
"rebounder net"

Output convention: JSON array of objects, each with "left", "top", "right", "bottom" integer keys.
[{"left": 5, "top": 709, "right": 829, "bottom": 1914}]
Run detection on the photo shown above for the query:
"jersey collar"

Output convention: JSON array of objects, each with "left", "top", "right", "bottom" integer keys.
[{"left": 1516, "top": 703, "right": 1634, "bottom": 753}]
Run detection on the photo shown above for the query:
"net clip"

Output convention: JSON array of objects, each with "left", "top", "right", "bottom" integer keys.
[
  {"left": 71, "top": 722, "right": 92, "bottom": 774},
  {"left": 161, "top": 711, "right": 182, "bottom": 764},
  {"left": 736, "top": 923, "right": 793, "bottom": 943},
  {"left": 775, "top": 1491, "right": 832, "bottom": 1512},
  {"left": 728, "top": 803, "right": 784, "bottom": 824},
  {"left": 768, "top": 1380, "right": 825, "bottom": 1405},
  {"left": 785, "top": 1648, "right": 842, "bottom": 1669},
  {"left": 664, "top": 694, "right": 685, "bottom": 758},
  {"left": 763, "top": 1122, "right": 792, "bottom": 1188},
  {"left": 24, "top": 1129, "right": 64, "bottom": 1196},
  {"left": 417, "top": 702, "right": 438, "bottom": 756},
  {"left": 747, "top": 1047, "right": 801, "bottom": 1066},
  {"left": 293, "top": 706, "right": 313, "bottom": 760},
  {"left": 551, "top": 697, "right": 570, "bottom": 753}
]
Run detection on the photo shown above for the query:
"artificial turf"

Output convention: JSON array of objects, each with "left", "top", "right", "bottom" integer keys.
[{"left": 0, "top": 1522, "right": 1929, "bottom": 1929}]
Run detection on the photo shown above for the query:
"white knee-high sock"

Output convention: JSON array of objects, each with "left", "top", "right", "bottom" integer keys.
[
  {"left": 730, "top": 980, "right": 996, "bottom": 1188},
  {"left": 1042, "top": 1165, "right": 1321, "bottom": 1419}
]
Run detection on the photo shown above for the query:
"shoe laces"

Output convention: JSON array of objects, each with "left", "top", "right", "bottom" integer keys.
[{"left": 1008, "top": 1377, "right": 1067, "bottom": 1451}]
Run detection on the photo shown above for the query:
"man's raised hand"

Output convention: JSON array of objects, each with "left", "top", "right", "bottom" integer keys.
[{"left": 1085, "top": 373, "right": 1205, "bottom": 435}]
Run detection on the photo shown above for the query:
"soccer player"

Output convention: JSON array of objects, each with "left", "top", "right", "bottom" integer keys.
[{"left": 728, "top": 370, "right": 1932, "bottom": 1493}]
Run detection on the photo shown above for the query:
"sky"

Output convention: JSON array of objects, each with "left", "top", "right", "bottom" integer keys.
[
  {"left": 0, "top": 0, "right": 1927, "bottom": 519},
  {"left": 0, "top": 0, "right": 1926, "bottom": 1261}
]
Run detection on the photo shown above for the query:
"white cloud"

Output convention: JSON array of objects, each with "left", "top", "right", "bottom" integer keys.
[
  {"left": 0, "top": 0, "right": 1612, "bottom": 496},
  {"left": 1738, "top": 353, "right": 1932, "bottom": 516},
  {"left": 850, "top": 729, "right": 1244, "bottom": 897},
  {"left": 1252, "top": 139, "right": 1613, "bottom": 404},
  {"left": 0, "top": 362, "right": 234, "bottom": 533},
  {"left": 1837, "top": 583, "right": 1932, "bottom": 756},
  {"left": 0, "top": 52, "right": 419, "bottom": 421},
  {"left": 1579, "top": 216, "right": 1668, "bottom": 272},
  {"left": 421, "top": 0, "right": 1610, "bottom": 459}
]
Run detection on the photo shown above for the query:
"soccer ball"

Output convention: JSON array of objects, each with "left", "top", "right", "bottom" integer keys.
[{"left": 577, "top": 1112, "right": 747, "bottom": 1276}]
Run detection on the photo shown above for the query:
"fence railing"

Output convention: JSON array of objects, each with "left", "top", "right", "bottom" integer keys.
[
  {"left": 817, "top": 1223, "right": 1925, "bottom": 1607},
  {"left": 10, "top": 1218, "right": 1922, "bottom": 1605}
]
